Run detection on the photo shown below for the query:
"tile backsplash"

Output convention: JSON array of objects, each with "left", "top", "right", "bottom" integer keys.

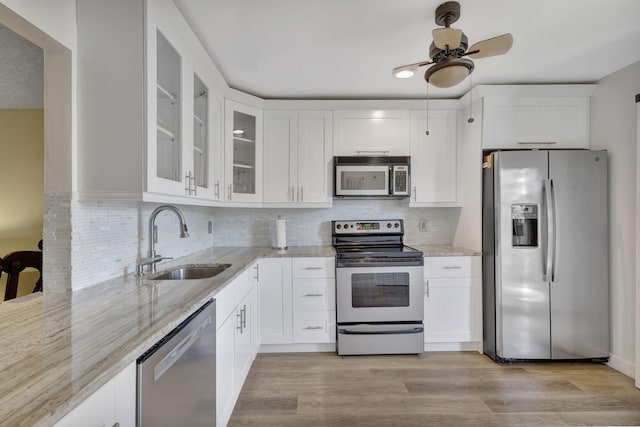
[
  {"left": 47, "top": 197, "right": 460, "bottom": 291},
  {"left": 211, "top": 199, "right": 460, "bottom": 247}
]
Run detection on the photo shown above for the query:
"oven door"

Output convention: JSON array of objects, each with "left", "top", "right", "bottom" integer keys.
[
  {"left": 336, "top": 264, "right": 424, "bottom": 323},
  {"left": 335, "top": 165, "right": 390, "bottom": 196}
]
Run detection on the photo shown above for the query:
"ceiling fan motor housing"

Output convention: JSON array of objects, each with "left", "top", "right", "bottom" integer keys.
[{"left": 429, "top": 33, "right": 468, "bottom": 63}]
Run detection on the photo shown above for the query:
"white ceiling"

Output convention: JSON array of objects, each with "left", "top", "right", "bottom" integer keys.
[
  {"left": 0, "top": 23, "right": 43, "bottom": 109},
  {"left": 175, "top": 0, "right": 640, "bottom": 100}
]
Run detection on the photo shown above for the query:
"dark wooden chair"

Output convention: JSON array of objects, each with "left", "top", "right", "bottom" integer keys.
[{"left": 2, "top": 249, "right": 43, "bottom": 301}]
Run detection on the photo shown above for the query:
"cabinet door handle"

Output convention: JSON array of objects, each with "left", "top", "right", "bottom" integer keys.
[
  {"left": 304, "top": 293, "right": 324, "bottom": 297},
  {"left": 236, "top": 310, "right": 243, "bottom": 332},
  {"left": 425, "top": 280, "right": 430, "bottom": 298},
  {"left": 412, "top": 186, "right": 417, "bottom": 202},
  {"left": 242, "top": 304, "right": 247, "bottom": 328},
  {"left": 300, "top": 187, "right": 303, "bottom": 202},
  {"left": 517, "top": 141, "right": 557, "bottom": 145},
  {"left": 355, "top": 150, "right": 390, "bottom": 155},
  {"left": 185, "top": 171, "right": 192, "bottom": 195},
  {"left": 254, "top": 264, "right": 259, "bottom": 281},
  {"left": 443, "top": 266, "right": 462, "bottom": 269},
  {"left": 304, "top": 267, "right": 323, "bottom": 270},
  {"left": 191, "top": 171, "right": 197, "bottom": 196},
  {"left": 227, "top": 184, "right": 232, "bottom": 200},
  {"left": 214, "top": 180, "right": 220, "bottom": 199},
  {"left": 304, "top": 326, "right": 324, "bottom": 330}
]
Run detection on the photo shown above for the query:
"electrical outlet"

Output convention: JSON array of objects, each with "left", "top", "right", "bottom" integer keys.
[
  {"left": 419, "top": 219, "right": 428, "bottom": 232},
  {"left": 208, "top": 220, "right": 213, "bottom": 234}
]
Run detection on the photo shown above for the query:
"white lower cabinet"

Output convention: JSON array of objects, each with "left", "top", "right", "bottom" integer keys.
[
  {"left": 54, "top": 363, "right": 136, "bottom": 427},
  {"left": 260, "top": 257, "right": 336, "bottom": 348},
  {"left": 259, "top": 258, "right": 293, "bottom": 344},
  {"left": 423, "top": 256, "right": 482, "bottom": 345},
  {"left": 292, "top": 258, "right": 336, "bottom": 344},
  {"left": 216, "top": 264, "right": 259, "bottom": 427}
]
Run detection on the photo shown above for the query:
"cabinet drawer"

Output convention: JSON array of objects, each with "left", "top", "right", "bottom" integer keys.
[
  {"left": 292, "top": 311, "right": 336, "bottom": 343},
  {"left": 292, "top": 257, "right": 335, "bottom": 278},
  {"left": 427, "top": 256, "right": 471, "bottom": 278},
  {"left": 293, "top": 279, "right": 336, "bottom": 311}
]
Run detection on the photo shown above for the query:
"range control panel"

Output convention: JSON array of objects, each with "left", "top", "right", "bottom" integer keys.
[{"left": 333, "top": 220, "right": 404, "bottom": 234}]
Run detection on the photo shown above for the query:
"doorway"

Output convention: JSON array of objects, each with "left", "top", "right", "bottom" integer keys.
[{"left": 0, "top": 23, "right": 44, "bottom": 298}]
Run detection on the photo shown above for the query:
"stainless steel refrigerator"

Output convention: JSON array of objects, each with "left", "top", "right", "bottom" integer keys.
[{"left": 482, "top": 150, "right": 609, "bottom": 362}]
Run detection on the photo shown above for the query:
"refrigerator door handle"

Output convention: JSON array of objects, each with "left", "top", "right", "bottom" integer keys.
[{"left": 543, "top": 178, "right": 556, "bottom": 282}]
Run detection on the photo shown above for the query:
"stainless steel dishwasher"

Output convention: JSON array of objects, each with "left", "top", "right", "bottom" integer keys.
[{"left": 137, "top": 299, "right": 216, "bottom": 426}]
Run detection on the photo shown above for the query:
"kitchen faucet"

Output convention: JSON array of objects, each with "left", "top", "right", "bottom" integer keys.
[{"left": 136, "top": 205, "right": 189, "bottom": 275}]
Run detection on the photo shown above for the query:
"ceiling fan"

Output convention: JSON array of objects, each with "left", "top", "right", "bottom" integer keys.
[{"left": 392, "top": 1, "right": 513, "bottom": 88}]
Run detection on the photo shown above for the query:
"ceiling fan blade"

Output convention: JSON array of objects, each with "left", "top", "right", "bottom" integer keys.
[
  {"left": 392, "top": 59, "right": 433, "bottom": 77},
  {"left": 467, "top": 33, "right": 513, "bottom": 59},
  {"left": 393, "top": 60, "right": 433, "bottom": 70},
  {"left": 432, "top": 28, "right": 463, "bottom": 50}
]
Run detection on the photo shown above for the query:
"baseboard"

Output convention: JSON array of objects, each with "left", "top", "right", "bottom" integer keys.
[
  {"left": 607, "top": 353, "right": 636, "bottom": 378},
  {"left": 259, "top": 343, "right": 336, "bottom": 353}
]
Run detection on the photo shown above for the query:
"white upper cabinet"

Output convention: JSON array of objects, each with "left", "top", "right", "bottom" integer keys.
[
  {"left": 147, "top": 3, "right": 224, "bottom": 201},
  {"left": 76, "top": 0, "right": 225, "bottom": 204},
  {"left": 333, "top": 110, "right": 410, "bottom": 156},
  {"left": 263, "top": 110, "right": 333, "bottom": 206},
  {"left": 410, "top": 109, "right": 458, "bottom": 206},
  {"left": 225, "top": 100, "right": 263, "bottom": 204},
  {"left": 479, "top": 85, "right": 596, "bottom": 149}
]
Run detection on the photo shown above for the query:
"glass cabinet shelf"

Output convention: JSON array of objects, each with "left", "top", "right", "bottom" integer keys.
[{"left": 233, "top": 136, "right": 255, "bottom": 143}]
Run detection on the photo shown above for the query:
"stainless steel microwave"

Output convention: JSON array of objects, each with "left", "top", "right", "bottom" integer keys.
[{"left": 334, "top": 156, "right": 410, "bottom": 197}]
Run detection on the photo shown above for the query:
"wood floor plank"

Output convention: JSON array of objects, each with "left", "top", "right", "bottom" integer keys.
[{"left": 228, "top": 352, "right": 640, "bottom": 427}]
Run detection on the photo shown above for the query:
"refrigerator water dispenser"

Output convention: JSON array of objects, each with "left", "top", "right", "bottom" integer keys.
[{"left": 511, "top": 204, "right": 538, "bottom": 247}]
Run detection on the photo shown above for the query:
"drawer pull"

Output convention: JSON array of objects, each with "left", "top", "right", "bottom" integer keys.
[
  {"left": 443, "top": 266, "right": 462, "bottom": 269},
  {"left": 304, "top": 293, "right": 324, "bottom": 297},
  {"left": 304, "top": 326, "right": 324, "bottom": 330},
  {"left": 304, "top": 267, "right": 323, "bottom": 270},
  {"left": 517, "top": 141, "right": 557, "bottom": 145}
]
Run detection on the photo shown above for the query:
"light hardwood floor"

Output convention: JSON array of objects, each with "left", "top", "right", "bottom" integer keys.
[{"left": 229, "top": 351, "right": 640, "bottom": 426}]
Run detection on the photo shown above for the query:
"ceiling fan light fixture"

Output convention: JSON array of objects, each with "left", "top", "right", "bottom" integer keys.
[
  {"left": 392, "top": 65, "right": 417, "bottom": 79},
  {"left": 424, "top": 58, "right": 474, "bottom": 88}
]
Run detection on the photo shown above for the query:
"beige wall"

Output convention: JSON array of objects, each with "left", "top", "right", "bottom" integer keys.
[
  {"left": 591, "top": 60, "right": 640, "bottom": 377},
  {"left": 0, "top": 109, "right": 43, "bottom": 297}
]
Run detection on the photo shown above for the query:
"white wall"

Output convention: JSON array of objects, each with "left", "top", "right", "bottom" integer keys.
[
  {"left": 453, "top": 91, "right": 483, "bottom": 252},
  {"left": 591, "top": 60, "right": 640, "bottom": 377},
  {"left": 0, "top": 0, "right": 76, "bottom": 50}
]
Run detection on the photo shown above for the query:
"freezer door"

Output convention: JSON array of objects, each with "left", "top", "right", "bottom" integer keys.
[
  {"left": 549, "top": 150, "right": 609, "bottom": 359},
  {"left": 495, "top": 151, "right": 551, "bottom": 359}
]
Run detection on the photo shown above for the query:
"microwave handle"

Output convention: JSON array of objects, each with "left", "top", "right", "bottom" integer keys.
[{"left": 355, "top": 150, "right": 390, "bottom": 155}]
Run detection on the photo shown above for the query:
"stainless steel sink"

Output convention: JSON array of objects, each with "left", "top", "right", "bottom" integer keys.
[{"left": 150, "top": 263, "right": 231, "bottom": 280}]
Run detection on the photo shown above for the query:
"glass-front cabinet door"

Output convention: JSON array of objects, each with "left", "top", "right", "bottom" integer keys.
[
  {"left": 149, "top": 29, "right": 186, "bottom": 195},
  {"left": 193, "top": 74, "right": 208, "bottom": 194},
  {"left": 225, "top": 100, "right": 263, "bottom": 203}
]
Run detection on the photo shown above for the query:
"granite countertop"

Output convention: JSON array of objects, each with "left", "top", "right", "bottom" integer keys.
[
  {"left": 412, "top": 245, "right": 481, "bottom": 256},
  {"left": 0, "top": 244, "right": 474, "bottom": 426}
]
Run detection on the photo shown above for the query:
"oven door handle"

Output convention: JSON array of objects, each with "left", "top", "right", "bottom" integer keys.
[{"left": 338, "top": 325, "right": 424, "bottom": 335}]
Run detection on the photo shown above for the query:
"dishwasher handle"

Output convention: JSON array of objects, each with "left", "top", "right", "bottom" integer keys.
[{"left": 153, "top": 314, "right": 213, "bottom": 381}]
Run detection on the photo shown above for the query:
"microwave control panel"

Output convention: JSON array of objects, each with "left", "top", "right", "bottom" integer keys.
[{"left": 392, "top": 165, "right": 410, "bottom": 195}]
